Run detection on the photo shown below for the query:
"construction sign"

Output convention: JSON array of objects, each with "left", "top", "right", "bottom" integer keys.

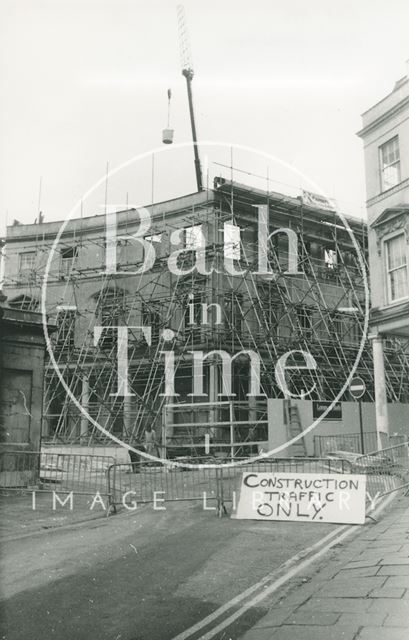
[
  {"left": 312, "top": 400, "right": 342, "bottom": 420},
  {"left": 234, "top": 472, "right": 367, "bottom": 525}
]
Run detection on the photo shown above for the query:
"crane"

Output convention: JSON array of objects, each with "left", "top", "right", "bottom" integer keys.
[{"left": 176, "top": 4, "right": 203, "bottom": 192}]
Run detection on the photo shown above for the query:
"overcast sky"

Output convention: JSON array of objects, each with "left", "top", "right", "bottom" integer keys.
[{"left": 1, "top": 0, "right": 409, "bottom": 234}]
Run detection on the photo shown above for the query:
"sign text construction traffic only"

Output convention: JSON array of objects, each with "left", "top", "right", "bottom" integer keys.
[{"left": 234, "top": 472, "right": 367, "bottom": 525}]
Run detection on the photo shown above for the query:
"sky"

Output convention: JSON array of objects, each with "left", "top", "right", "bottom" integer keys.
[{"left": 1, "top": 0, "right": 409, "bottom": 235}]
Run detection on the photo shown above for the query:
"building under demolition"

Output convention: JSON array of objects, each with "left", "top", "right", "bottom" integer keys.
[{"left": 3, "top": 180, "right": 409, "bottom": 458}]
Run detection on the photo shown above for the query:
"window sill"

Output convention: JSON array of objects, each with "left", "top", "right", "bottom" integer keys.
[
  {"left": 380, "top": 297, "right": 409, "bottom": 310},
  {"left": 367, "top": 177, "right": 409, "bottom": 207}
]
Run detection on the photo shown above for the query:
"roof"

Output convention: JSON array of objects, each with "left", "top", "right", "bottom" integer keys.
[
  {"left": 5, "top": 189, "right": 213, "bottom": 241},
  {"left": 5, "top": 180, "right": 366, "bottom": 243}
]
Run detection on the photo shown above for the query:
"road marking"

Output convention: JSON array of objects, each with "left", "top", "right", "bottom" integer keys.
[
  {"left": 172, "top": 492, "right": 396, "bottom": 640},
  {"left": 171, "top": 525, "right": 346, "bottom": 640}
]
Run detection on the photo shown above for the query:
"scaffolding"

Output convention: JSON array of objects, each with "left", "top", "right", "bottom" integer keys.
[{"left": 3, "top": 178, "right": 409, "bottom": 457}]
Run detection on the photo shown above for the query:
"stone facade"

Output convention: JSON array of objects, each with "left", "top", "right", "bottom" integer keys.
[
  {"left": 3, "top": 181, "right": 408, "bottom": 453},
  {"left": 358, "top": 62, "right": 409, "bottom": 440},
  {"left": 358, "top": 62, "right": 409, "bottom": 330}
]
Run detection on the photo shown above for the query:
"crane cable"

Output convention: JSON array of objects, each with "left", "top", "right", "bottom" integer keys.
[{"left": 167, "top": 88, "right": 172, "bottom": 128}]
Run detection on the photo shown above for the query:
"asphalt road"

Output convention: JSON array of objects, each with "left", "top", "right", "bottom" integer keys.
[{"left": 0, "top": 502, "right": 337, "bottom": 640}]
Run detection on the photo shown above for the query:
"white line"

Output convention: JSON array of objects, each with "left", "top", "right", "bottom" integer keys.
[
  {"left": 172, "top": 493, "right": 396, "bottom": 640},
  {"left": 171, "top": 526, "right": 346, "bottom": 640}
]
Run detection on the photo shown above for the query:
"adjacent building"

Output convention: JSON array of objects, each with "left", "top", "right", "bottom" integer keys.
[
  {"left": 0, "top": 291, "right": 55, "bottom": 485},
  {"left": 358, "top": 60, "right": 409, "bottom": 443}
]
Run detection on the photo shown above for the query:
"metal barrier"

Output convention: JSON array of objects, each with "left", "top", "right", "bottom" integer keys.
[
  {"left": 354, "top": 442, "right": 409, "bottom": 499},
  {"left": 106, "top": 457, "right": 353, "bottom": 516},
  {"left": 106, "top": 461, "right": 221, "bottom": 514},
  {"left": 314, "top": 432, "right": 379, "bottom": 456},
  {"left": 0, "top": 450, "right": 115, "bottom": 498}
]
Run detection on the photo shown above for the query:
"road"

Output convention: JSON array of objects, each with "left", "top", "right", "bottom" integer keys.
[{"left": 0, "top": 502, "right": 338, "bottom": 640}]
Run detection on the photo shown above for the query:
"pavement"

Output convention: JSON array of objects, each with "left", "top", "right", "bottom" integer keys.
[{"left": 240, "top": 497, "right": 409, "bottom": 640}]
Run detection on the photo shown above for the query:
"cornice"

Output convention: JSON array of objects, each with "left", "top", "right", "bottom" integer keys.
[
  {"left": 367, "top": 177, "right": 409, "bottom": 209},
  {"left": 357, "top": 95, "right": 409, "bottom": 139}
]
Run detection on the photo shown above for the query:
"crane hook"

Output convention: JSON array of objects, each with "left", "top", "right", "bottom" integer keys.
[{"left": 162, "top": 88, "right": 174, "bottom": 144}]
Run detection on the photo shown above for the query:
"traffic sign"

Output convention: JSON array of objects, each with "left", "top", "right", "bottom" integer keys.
[{"left": 349, "top": 377, "right": 366, "bottom": 400}]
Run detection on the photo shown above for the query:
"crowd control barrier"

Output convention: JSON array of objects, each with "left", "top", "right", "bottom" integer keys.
[
  {"left": 0, "top": 450, "right": 115, "bottom": 500},
  {"left": 106, "top": 457, "right": 353, "bottom": 516}
]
